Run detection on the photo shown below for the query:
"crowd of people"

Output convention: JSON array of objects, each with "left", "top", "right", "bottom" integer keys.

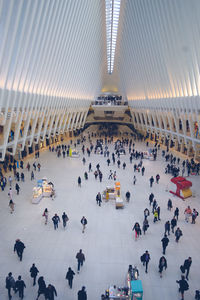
[{"left": 0, "top": 127, "right": 200, "bottom": 299}]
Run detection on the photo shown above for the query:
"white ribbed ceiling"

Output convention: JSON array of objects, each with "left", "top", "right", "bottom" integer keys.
[
  {"left": 1, "top": 0, "right": 200, "bottom": 103},
  {"left": 117, "top": 0, "right": 200, "bottom": 100},
  {"left": 0, "top": 0, "right": 104, "bottom": 101}
]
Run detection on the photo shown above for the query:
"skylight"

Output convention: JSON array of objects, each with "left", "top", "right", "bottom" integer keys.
[{"left": 105, "top": 0, "right": 121, "bottom": 74}]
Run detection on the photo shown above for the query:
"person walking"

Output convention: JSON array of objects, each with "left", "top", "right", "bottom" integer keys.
[
  {"left": 30, "top": 263, "right": 39, "bottom": 286},
  {"left": 174, "top": 207, "right": 179, "bottom": 220},
  {"left": 191, "top": 209, "right": 198, "bottom": 224},
  {"left": 149, "top": 193, "right": 154, "bottom": 206},
  {"left": 15, "top": 275, "right": 26, "bottom": 299},
  {"left": 9, "top": 199, "right": 15, "bottom": 214},
  {"left": 66, "top": 267, "right": 75, "bottom": 289},
  {"left": 132, "top": 222, "right": 142, "bottom": 240},
  {"left": 175, "top": 227, "right": 183, "bottom": 242},
  {"left": 52, "top": 214, "right": 60, "bottom": 230},
  {"left": 31, "top": 171, "right": 34, "bottom": 180},
  {"left": 76, "top": 249, "right": 85, "bottom": 273},
  {"left": 161, "top": 234, "right": 169, "bottom": 255},
  {"left": 176, "top": 275, "right": 189, "bottom": 300},
  {"left": 15, "top": 183, "right": 20, "bottom": 195},
  {"left": 126, "top": 191, "right": 131, "bottom": 202},
  {"left": 45, "top": 284, "right": 57, "bottom": 300},
  {"left": 183, "top": 257, "right": 192, "bottom": 280},
  {"left": 96, "top": 192, "right": 102, "bottom": 206},
  {"left": 144, "top": 208, "right": 150, "bottom": 219},
  {"left": 156, "top": 174, "right": 160, "bottom": 184},
  {"left": 78, "top": 286, "right": 87, "bottom": 300},
  {"left": 141, "top": 250, "right": 150, "bottom": 273},
  {"left": 149, "top": 176, "right": 154, "bottom": 187},
  {"left": 164, "top": 221, "right": 171, "bottom": 236},
  {"left": 152, "top": 199, "right": 157, "bottom": 214},
  {"left": 142, "top": 218, "right": 149, "bottom": 235},
  {"left": 153, "top": 210, "right": 158, "bottom": 223},
  {"left": 36, "top": 276, "right": 46, "bottom": 300},
  {"left": 43, "top": 208, "right": 48, "bottom": 225},
  {"left": 62, "top": 212, "right": 69, "bottom": 229},
  {"left": 158, "top": 256, "right": 167, "bottom": 278},
  {"left": 14, "top": 239, "right": 25, "bottom": 261},
  {"left": 81, "top": 216, "right": 87, "bottom": 233},
  {"left": 6, "top": 272, "right": 15, "bottom": 300},
  {"left": 171, "top": 216, "right": 177, "bottom": 233},
  {"left": 78, "top": 176, "right": 81, "bottom": 187},
  {"left": 167, "top": 199, "right": 173, "bottom": 211},
  {"left": 184, "top": 206, "right": 192, "bottom": 223},
  {"left": 157, "top": 206, "right": 161, "bottom": 220}
]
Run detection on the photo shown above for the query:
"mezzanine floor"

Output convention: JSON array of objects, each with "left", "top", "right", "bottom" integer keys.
[{"left": 0, "top": 130, "right": 200, "bottom": 300}]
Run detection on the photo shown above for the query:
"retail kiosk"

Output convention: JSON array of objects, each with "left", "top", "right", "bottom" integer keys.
[
  {"left": 102, "top": 182, "right": 124, "bottom": 209},
  {"left": 32, "top": 178, "right": 54, "bottom": 204}
]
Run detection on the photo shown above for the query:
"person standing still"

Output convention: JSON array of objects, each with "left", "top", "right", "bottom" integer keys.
[
  {"left": 76, "top": 249, "right": 85, "bottom": 273},
  {"left": 81, "top": 216, "right": 87, "bottom": 233},
  {"left": 66, "top": 267, "right": 75, "bottom": 289},
  {"left": 30, "top": 263, "right": 39, "bottom": 286}
]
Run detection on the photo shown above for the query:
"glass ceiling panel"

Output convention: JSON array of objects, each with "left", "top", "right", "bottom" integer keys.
[{"left": 105, "top": 0, "right": 121, "bottom": 74}]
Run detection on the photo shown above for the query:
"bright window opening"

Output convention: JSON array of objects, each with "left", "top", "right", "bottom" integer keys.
[{"left": 105, "top": 0, "right": 121, "bottom": 74}]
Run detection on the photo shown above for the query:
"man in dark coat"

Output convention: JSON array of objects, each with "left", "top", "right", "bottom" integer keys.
[
  {"left": 171, "top": 216, "right": 177, "bottom": 233},
  {"left": 66, "top": 267, "right": 75, "bottom": 289},
  {"left": 14, "top": 239, "right": 25, "bottom": 261},
  {"left": 36, "top": 277, "right": 46, "bottom": 300},
  {"left": 78, "top": 286, "right": 87, "bottom": 300},
  {"left": 76, "top": 249, "right": 85, "bottom": 273},
  {"left": 161, "top": 234, "right": 169, "bottom": 255},
  {"left": 15, "top": 276, "right": 26, "bottom": 299},
  {"left": 45, "top": 284, "right": 57, "bottom": 300},
  {"left": 30, "top": 263, "right": 39, "bottom": 286},
  {"left": 141, "top": 250, "right": 150, "bottom": 273},
  {"left": 176, "top": 275, "right": 189, "bottom": 300},
  {"left": 183, "top": 257, "right": 192, "bottom": 280}
]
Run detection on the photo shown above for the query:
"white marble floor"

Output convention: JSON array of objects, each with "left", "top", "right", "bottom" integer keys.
[{"left": 0, "top": 130, "right": 200, "bottom": 300}]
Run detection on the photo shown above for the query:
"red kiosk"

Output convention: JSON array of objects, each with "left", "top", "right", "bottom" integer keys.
[{"left": 170, "top": 176, "right": 192, "bottom": 199}]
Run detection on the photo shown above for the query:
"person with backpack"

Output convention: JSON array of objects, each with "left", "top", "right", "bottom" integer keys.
[
  {"left": 30, "top": 263, "right": 39, "bottom": 286},
  {"left": 6, "top": 272, "right": 15, "bottom": 299},
  {"left": 176, "top": 275, "right": 189, "bottom": 300}
]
